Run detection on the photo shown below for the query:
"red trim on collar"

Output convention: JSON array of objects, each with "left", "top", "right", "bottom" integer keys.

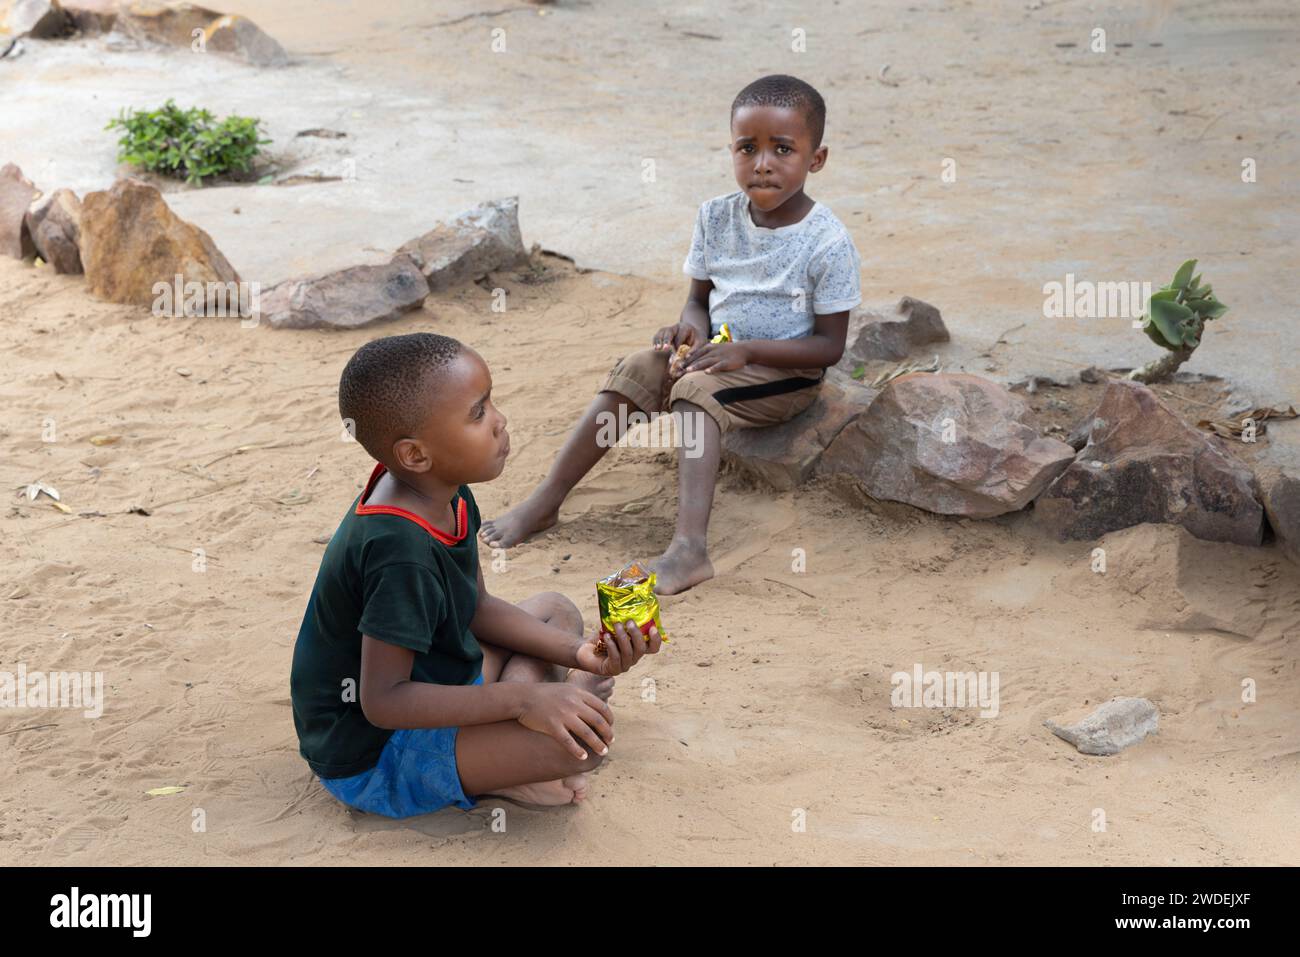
[{"left": 355, "top": 462, "right": 468, "bottom": 546}]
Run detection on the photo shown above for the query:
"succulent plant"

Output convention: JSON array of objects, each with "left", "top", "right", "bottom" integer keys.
[{"left": 1129, "top": 260, "right": 1228, "bottom": 383}]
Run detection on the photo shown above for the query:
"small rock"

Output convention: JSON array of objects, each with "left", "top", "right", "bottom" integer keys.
[
  {"left": 201, "top": 13, "right": 288, "bottom": 67},
  {"left": 843, "top": 296, "right": 949, "bottom": 363},
  {"left": 396, "top": 196, "right": 528, "bottom": 291},
  {"left": 80, "top": 178, "right": 239, "bottom": 307},
  {"left": 311, "top": 533, "right": 331, "bottom": 545},
  {"left": 24, "top": 187, "right": 83, "bottom": 274},
  {"left": 258, "top": 256, "right": 429, "bottom": 330},
  {"left": 1045, "top": 697, "right": 1158, "bottom": 755},
  {"left": 1078, "top": 365, "right": 1106, "bottom": 384},
  {"left": 0, "top": 163, "right": 39, "bottom": 260}
]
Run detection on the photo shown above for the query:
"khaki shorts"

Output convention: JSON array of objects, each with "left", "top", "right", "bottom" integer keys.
[{"left": 600, "top": 347, "right": 824, "bottom": 434}]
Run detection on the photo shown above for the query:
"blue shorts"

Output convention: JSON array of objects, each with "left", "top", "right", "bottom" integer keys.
[{"left": 319, "top": 674, "right": 482, "bottom": 819}]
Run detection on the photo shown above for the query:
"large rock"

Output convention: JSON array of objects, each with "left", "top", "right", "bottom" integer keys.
[
  {"left": 844, "top": 296, "right": 949, "bottom": 363},
  {"left": 1, "top": 0, "right": 68, "bottom": 38},
  {"left": 80, "top": 178, "right": 239, "bottom": 306},
  {"left": 396, "top": 196, "right": 528, "bottom": 291},
  {"left": 115, "top": 1, "right": 220, "bottom": 46},
  {"left": 257, "top": 256, "right": 429, "bottom": 330},
  {"left": 61, "top": 0, "right": 117, "bottom": 34},
  {"left": 722, "top": 381, "right": 875, "bottom": 491},
  {"left": 24, "top": 187, "right": 82, "bottom": 273},
  {"left": 0, "top": 163, "right": 38, "bottom": 259},
  {"left": 1035, "top": 380, "right": 1264, "bottom": 546},
  {"left": 201, "top": 13, "right": 286, "bottom": 66},
  {"left": 1045, "top": 697, "right": 1159, "bottom": 756},
  {"left": 818, "top": 372, "right": 1075, "bottom": 518}
]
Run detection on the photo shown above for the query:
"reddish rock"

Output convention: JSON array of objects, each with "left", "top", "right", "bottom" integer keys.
[
  {"left": 25, "top": 188, "right": 82, "bottom": 273},
  {"left": 80, "top": 178, "right": 238, "bottom": 306},
  {"left": 722, "top": 381, "right": 875, "bottom": 491},
  {"left": 258, "top": 256, "right": 429, "bottom": 330},
  {"left": 1034, "top": 380, "right": 1264, "bottom": 546},
  {"left": 0, "top": 163, "right": 39, "bottom": 259},
  {"left": 819, "top": 372, "right": 1075, "bottom": 518}
]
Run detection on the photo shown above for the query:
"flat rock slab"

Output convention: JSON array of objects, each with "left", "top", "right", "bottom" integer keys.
[
  {"left": 25, "top": 187, "right": 83, "bottom": 273},
  {"left": 258, "top": 255, "right": 429, "bottom": 330},
  {"left": 722, "top": 381, "right": 875, "bottom": 491},
  {"left": 1035, "top": 379, "right": 1264, "bottom": 546},
  {"left": 0, "top": 162, "right": 38, "bottom": 259},
  {"left": 396, "top": 196, "right": 528, "bottom": 291},
  {"left": 1045, "top": 697, "right": 1159, "bottom": 756},
  {"left": 819, "top": 371, "right": 1076, "bottom": 518},
  {"left": 80, "top": 177, "right": 239, "bottom": 306}
]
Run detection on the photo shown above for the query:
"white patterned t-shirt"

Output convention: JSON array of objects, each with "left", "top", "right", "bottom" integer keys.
[{"left": 682, "top": 190, "right": 862, "bottom": 342}]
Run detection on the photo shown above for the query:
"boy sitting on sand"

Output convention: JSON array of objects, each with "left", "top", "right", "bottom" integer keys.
[
  {"left": 480, "top": 74, "right": 862, "bottom": 594},
  {"left": 290, "top": 333, "right": 661, "bottom": 817}
]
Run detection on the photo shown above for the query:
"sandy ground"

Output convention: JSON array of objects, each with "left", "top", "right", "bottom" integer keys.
[{"left": 2, "top": 1, "right": 1299, "bottom": 865}]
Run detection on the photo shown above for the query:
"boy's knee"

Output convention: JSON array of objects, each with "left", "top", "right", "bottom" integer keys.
[{"left": 533, "top": 590, "right": 583, "bottom": 635}]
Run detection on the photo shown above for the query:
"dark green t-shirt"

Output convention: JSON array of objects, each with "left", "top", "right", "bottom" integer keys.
[{"left": 290, "top": 462, "right": 484, "bottom": 779}]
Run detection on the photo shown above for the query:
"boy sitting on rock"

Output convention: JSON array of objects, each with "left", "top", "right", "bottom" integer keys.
[
  {"left": 480, "top": 74, "right": 863, "bottom": 594},
  {"left": 291, "top": 333, "right": 661, "bottom": 817}
]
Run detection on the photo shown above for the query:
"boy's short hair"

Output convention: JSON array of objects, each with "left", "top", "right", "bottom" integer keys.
[
  {"left": 731, "top": 74, "right": 827, "bottom": 151},
  {"left": 339, "top": 333, "right": 463, "bottom": 462}
]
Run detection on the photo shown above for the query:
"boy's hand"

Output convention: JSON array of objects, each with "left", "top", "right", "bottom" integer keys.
[
  {"left": 680, "top": 341, "right": 750, "bottom": 375},
  {"left": 575, "top": 618, "right": 662, "bottom": 676},
  {"left": 652, "top": 322, "right": 697, "bottom": 353},
  {"left": 516, "top": 683, "right": 614, "bottom": 760}
]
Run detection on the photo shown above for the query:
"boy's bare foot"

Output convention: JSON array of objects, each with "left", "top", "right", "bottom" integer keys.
[
  {"left": 647, "top": 540, "right": 714, "bottom": 595},
  {"left": 483, "top": 774, "right": 590, "bottom": 807},
  {"left": 479, "top": 492, "right": 561, "bottom": 548},
  {"left": 566, "top": 668, "right": 615, "bottom": 702}
]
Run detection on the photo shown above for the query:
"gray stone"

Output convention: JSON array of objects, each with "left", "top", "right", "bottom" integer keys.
[
  {"left": 2, "top": 0, "right": 68, "bottom": 38},
  {"left": 722, "top": 381, "right": 874, "bottom": 491},
  {"left": 24, "top": 187, "right": 82, "bottom": 273},
  {"left": 0, "top": 163, "right": 38, "bottom": 259},
  {"left": 258, "top": 256, "right": 430, "bottom": 330},
  {"left": 818, "top": 372, "right": 1076, "bottom": 518},
  {"left": 396, "top": 196, "right": 528, "bottom": 291},
  {"left": 1035, "top": 380, "right": 1264, "bottom": 546},
  {"left": 845, "top": 296, "right": 949, "bottom": 363},
  {"left": 1045, "top": 697, "right": 1159, "bottom": 756}
]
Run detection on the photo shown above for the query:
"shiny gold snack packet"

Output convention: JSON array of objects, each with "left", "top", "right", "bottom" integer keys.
[{"left": 594, "top": 561, "right": 668, "bottom": 655}]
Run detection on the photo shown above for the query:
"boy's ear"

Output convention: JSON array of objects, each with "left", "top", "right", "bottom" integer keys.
[
  {"left": 809, "top": 145, "right": 828, "bottom": 173},
  {"left": 391, "top": 437, "right": 436, "bottom": 474}
]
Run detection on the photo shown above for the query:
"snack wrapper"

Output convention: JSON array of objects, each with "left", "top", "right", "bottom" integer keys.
[
  {"left": 594, "top": 562, "right": 668, "bottom": 654},
  {"left": 710, "top": 323, "right": 732, "bottom": 344}
]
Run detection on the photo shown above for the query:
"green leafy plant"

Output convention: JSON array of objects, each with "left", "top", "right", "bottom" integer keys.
[
  {"left": 106, "top": 100, "right": 270, "bottom": 186},
  {"left": 1129, "top": 259, "right": 1228, "bottom": 383}
]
